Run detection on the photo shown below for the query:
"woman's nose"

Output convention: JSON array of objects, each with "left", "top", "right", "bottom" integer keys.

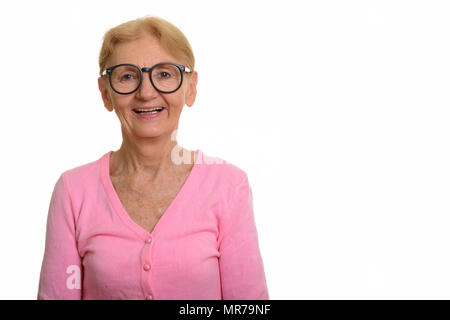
[{"left": 136, "top": 72, "right": 159, "bottom": 99}]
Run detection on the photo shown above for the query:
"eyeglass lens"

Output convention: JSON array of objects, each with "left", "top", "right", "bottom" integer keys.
[{"left": 110, "top": 64, "right": 182, "bottom": 94}]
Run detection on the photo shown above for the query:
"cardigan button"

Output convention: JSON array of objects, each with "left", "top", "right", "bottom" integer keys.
[
  {"left": 143, "top": 264, "right": 151, "bottom": 271},
  {"left": 145, "top": 295, "right": 153, "bottom": 300}
]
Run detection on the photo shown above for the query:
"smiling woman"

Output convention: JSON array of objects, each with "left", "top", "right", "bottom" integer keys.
[
  {"left": 37, "top": 15, "right": 269, "bottom": 300},
  {"left": 98, "top": 31, "right": 197, "bottom": 143}
]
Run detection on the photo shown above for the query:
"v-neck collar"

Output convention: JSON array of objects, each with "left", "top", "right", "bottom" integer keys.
[{"left": 100, "top": 149, "right": 203, "bottom": 240}]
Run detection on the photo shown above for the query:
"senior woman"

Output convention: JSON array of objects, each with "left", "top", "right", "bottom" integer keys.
[{"left": 37, "top": 16, "right": 268, "bottom": 300}]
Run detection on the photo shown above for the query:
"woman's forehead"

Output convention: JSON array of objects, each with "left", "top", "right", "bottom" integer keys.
[{"left": 108, "top": 35, "right": 176, "bottom": 66}]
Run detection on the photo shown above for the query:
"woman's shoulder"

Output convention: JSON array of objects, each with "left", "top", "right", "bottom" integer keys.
[
  {"left": 58, "top": 152, "right": 109, "bottom": 189},
  {"left": 198, "top": 150, "right": 249, "bottom": 187}
]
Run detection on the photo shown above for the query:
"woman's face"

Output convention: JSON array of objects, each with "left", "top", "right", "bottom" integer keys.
[{"left": 98, "top": 34, "right": 198, "bottom": 141}]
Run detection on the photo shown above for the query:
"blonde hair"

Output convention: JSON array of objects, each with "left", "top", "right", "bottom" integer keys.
[{"left": 98, "top": 16, "right": 195, "bottom": 76}]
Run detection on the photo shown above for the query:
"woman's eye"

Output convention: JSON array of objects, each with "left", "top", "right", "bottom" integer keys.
[
  {"left": 120, "top": 74, "right": 137, "bottom": 81},
  {"left": 157, "top": 71, "right": 171, "bottom": 79}
]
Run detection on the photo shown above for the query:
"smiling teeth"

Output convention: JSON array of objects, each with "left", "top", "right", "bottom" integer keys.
[
  {"left": 135, "top": 107, "right": 162, "bottom": 112},
  {"left": 134, "top": 107, "right": 164, "bottom": 115}
]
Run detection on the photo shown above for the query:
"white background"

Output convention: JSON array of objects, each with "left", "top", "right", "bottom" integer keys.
[{"left": 0, "top": 0, "right": 449, "bottom": 299}]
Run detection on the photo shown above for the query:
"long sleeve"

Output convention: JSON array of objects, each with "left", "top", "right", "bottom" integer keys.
[
  {"left": 218, "top": 174, "right": 269, "bottom": 300},
  {"left": 37, "top": 174, "right": 82, "bottom": 300}
]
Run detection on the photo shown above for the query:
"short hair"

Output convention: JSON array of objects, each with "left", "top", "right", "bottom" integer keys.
[{"left": 98, "top": 16, "right": 195, "bottom": 76}]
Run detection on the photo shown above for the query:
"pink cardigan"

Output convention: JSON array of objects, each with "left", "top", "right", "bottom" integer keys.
[{"left": 37, "top": 150, "right": 269, "bottom": 300}]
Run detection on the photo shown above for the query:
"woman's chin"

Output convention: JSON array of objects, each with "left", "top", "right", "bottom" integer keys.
[{"left": 131, "top": 128, "right": 170, "bottom": 139}]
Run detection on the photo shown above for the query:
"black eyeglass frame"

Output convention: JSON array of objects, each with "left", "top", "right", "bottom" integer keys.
[{"left": 102, "top": 62, "right": 192, "bottom": 95}]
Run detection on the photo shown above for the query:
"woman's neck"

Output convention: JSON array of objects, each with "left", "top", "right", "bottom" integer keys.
[{"left": 110, "top": 135, "right": 183, "bottom": 183}]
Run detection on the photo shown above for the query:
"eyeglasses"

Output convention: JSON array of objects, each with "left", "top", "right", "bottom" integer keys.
[{"left": 102, "top": 62, "right": 192, "bottom": 95}]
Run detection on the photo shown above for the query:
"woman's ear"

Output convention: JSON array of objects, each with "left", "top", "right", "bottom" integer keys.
[
  {"left": 185, "top": 71, "right": 198, "bottom": 107},
  {"left": 98, "top": 77, "right": 114, "bottom": 112}
]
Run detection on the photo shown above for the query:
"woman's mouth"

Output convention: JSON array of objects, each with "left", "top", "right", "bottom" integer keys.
[{"left": 133, "top": 107, "right": 166, "bottom": 119}]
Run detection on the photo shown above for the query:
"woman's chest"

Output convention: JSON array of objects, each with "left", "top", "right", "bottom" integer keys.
[
  {"left": 115, "top": 189, "right": 176, "bottom": 233},
  {"left": 110, "top": 172, "right": 190, "bottom": 234}
]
